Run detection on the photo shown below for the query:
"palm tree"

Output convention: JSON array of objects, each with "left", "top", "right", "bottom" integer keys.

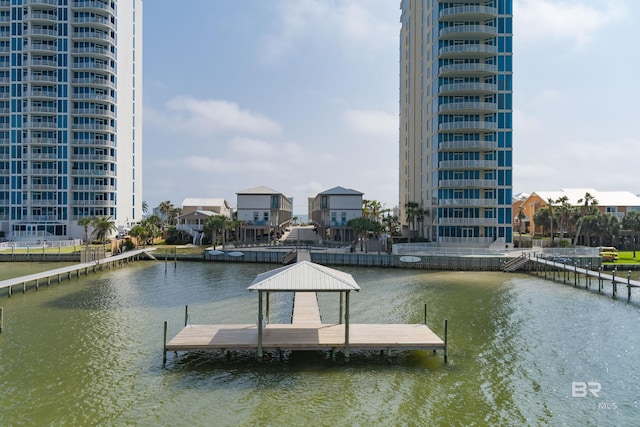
[
  {"left": 128, "top": 225, "right": 148, "bottom": 248},
  {"left": 142, "top": 200, "right": 149, "bottom": 216},
  {"left": 347, "top": 217, "right": 376, "bottom": 252},
  {"left": 91, "top": 216, "right": 117, "bottom": 244},
  {"left": 158, "top": 200, "right": 174, "bottom": 225},
  {"left": 516, "top": 206, "right": 526, "bottom": 248},
  {"left": 546, "top": 198, "right": 556, "bottom": 246},
  {"left": 554, "top": 196, "right": 572, "bottom": 245},
  {"left": 204, "top": 215, "right": 228, "bottom": 249},
  {"left": 622, "top": 210, "right": 640, "bottom": 257},
  {"left": 404, "top": 201, "right": 421, "bottom": 243},
  {"left": 573, "top": 192, "right": 598, "bottom": 247},
  {"left": 77, "top": 217, "right": 92, "bottom": 245}
]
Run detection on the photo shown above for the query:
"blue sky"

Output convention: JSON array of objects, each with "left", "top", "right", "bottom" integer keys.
[{"left": 142, "top": 0, "right": 640, "bottom": 214}]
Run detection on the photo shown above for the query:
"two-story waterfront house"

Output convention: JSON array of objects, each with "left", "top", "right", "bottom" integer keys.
[
  {"left": 236, "top": 186, "right": 292, "bottom": 243},
  {"left": 311, "top": 186, "right": 363, "bottom": 243}
]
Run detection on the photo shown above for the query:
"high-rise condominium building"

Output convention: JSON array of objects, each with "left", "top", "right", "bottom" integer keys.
[
  {"left": 399, "top": 0, "right": 512, "bottom": 246},
  {"left": 0, "top": 0, "right": 142, "bottom": 241}
]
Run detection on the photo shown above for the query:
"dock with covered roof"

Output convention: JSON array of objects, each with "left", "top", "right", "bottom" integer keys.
[{"left": 164, "top": 252, "right": 448, "bottom": 364}]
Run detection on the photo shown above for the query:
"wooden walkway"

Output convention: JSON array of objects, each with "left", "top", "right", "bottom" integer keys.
[
  {"left": 526, "top": 256, "right": 640, "bottom": 300},
  {"left": 0, "top": 248, "right": 156, "bottom": 297},
  {"left": 291, "top": 292, "right": 322, "bottom": 324}
]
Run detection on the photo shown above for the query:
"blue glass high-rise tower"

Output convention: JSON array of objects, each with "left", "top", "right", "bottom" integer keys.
[
  {"left": 0, "top": 0, "right": 142, "bottom": 241},
  {"left": 400, "top": 0, "right": 513, "bottom": 246}
]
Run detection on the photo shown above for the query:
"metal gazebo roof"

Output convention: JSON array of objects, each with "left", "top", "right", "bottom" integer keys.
[{"left": 247, "top": 260, "right": 360, "bottom": 292}]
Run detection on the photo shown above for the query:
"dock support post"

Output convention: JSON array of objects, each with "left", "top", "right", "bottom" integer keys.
[
  {"left": 598, "top": 267, "right": 602, "bottom": 293},
  {"left": 165, "top": 253, "right": 167, "bottom": 274},
  {"left": 574, "top": 264, "right": 577, "bottom": 287},
  {"left": 339, "top": 292, "right": 344, "bottom": 325},
  {"left": 184, "top": 305, "right": 189, "bottom": 326},
  {"left": 8, "top": 285, "right": 11, "bottom": 298},
  {"left": 257, "top": 291, "right": 264, "bottom": 360},
  {"left": 174, "top": 247, "right": 177, "bottom": 270},
  {"left": 424, "top": 303, "right": 428, "bottom": 326},
  {"left": 344, "top": 291, "right": 350, "bottom": 362},
  {"left": 266, "top": 292, "right": 270, "bottom": 324},
  {"left": 628, "top": 271, "right": 632, "bottom": 302},
  {"left": 36, "top": 278, "right": 38, "bottom": 291},
  {"left": 443, "top": 319, "right": 449, "bottom": 364},
  {"left": 23, "top": 281, "right": 26, "bottom": 294},
  {"left": 612, "top": 270, "right": 617, "bottom": 298},
  {"left": 163, "top": 321, "right": 167, "bottom": 366},
  {"left": 0, "top": 307, "right": 3, "bottom": 332}
]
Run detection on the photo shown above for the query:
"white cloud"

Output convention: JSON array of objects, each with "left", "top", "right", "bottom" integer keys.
[
  {"left": 146, "top": 96, "right": 281, "bottom": 137},
  {"left": 343, "top": 109, "right": 397, "bottom": 138},
  {"left": 515, "top": 0, "right": 625, "bottom": 47},
  {"left": 260, "top": 0, "right": 398, "bottom": 64}
]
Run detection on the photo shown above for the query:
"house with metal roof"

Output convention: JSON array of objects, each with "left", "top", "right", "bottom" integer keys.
[
  {"left": 310, "top": 186, "right": 363, "bottom": 243},
  {"left": 176, "top": 198, "right": 231, "bottom": 243},
  {"left": 236, "top": 186, "right": 293, "bottom": 243}
]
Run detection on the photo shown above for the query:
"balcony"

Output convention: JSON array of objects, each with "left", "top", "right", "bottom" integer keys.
[
  {"left": 23, "top": 183, "right": 57, "bottom": 190},
  {"left": 26, "top": 43, "right": 57, "bottom": 53},
  {"left": 438, "top": 101, "right": 497, "bottom": 114},
  {"left": 72, "top": 77, "right": 115, "bottom": 89},
  {"left": 438, "top": 121, "right": 498, "bottom": 132},
  {"left": 25, "top": 199, "right": 59, "bottom": 206},
  {"left": 24, "top": 13, "right": 58, "bottom": 23},
  {"left": 72, "top": 46, "right": 115, "bottom": 60},
  {"left": 22, "top": 168, "right": 59, "bottom": 176},
  {"left": 22, "top": 152, "right": 57, "bottom": 160},
  {"left": 71, "top": 200, "right": 114, "bottom": 207},
  {"left": 71, "top": 184, "right": 115, "bottom": 191},
  {"left": 24, "top": 137, "right": 57, "bottom": 145},
  {"left": 438, "top": 82, "right": 498, "bottom": 95},
  {"left": 72, "top": 139, "right": 115, "bottom": 147},
  {"left": 72, "top": 108, "right": 115, "bottom": 118},
  {"left": 438, "top": 198, "right": 498, "bottom": 207},
  {"left": 24, "top": 0, "right": 58, "bottom": 6},
  {"left": 439, "top": 25, "right": 498, "bottom": 40},
  {"left": 23, "top": 90, "right": 58, "bottom": 99},
  {"left": 25, "top": 74, "right": 58, "bottom": 83},
  {"left": 71, "top": 30, "right": 113, "bottom": 43},
  {"left": 23, "top": 58, "right": 57, "bottom": 68},
  {"left": 72, "top": 16, "right": 115, "bottom": 31},
  {"left": 24, "top": 105, "right": 57, "bottom": 114},
  {"left": 438, "top": 160, "right": 498, "bottom": 169},
  {"left": 71, "top": 92, "right": 115, "bottom": 103},
  {"left": 71, "top": 123, "right": 115, "bottom": 132},
  {"left": 70, "top": 169, "right": 115, "bottom": 177},
  {"left": 24, "top": 28, "right": 58, "bottom": 38},
  {"left": 70, "top": 153, "right": 113, "bottom": 161},
  {"left": 438, "top": 218, "right": 499, "bottom": 226},
  {"left": 71, "top": 62, "right": 115, "bottom": 73},
  {"left": 438, "top": 140, "right": 497, "bottom": 151},
  {"left": 438, "top": 179, "right": 498, "bottom": 188},
  {"left": 73, "top": 0, "right": 114, "bottom": 12},
  {"left": 439, "top": 63, "right": 498, "bottom": 77},
  {"left": 24, "top": 121, "right": 57, "bottom": 129},
  {"left": 439, "top": 5, "right": 498, "bottom": 21}
]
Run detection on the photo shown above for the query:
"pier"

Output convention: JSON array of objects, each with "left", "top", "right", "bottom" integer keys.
[
  {"left": 506, "top": 254, "right": 640, "bottom": 301},
  {"left": 0, "top": 248, "right": 156, "bottom": 297},
  {"left": 164, "top": 254, "right": 448, "bottom": 364}
]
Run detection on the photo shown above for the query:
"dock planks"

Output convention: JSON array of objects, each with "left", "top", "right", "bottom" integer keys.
[{"left": 165, "top": 323, "right": 445, "bottom": 352}]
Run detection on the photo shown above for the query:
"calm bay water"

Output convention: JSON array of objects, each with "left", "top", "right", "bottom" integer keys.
[{"left": 0, "top": 261, "right": 639, "bottom": 426}]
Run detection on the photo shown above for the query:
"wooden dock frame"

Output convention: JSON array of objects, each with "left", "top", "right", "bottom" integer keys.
[
  {"left": 524, "top": 254, "right": 640, "bottom": 301},
  {"left": 163, "top": 260, "right": 449, "bottom": 366},
  {"left": 0, "top": 248, "right": 157, "bottom": 298}
]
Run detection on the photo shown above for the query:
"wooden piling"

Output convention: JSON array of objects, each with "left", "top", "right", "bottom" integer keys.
[
  {"left": 424, "top": 303, "right": 428, "bottom": 326},
  {"left": 0, "top": 307, "right": 3, "bottom": 333},
  {"left": 184, "top": 305, "right": 189, "bottom": 326},
  {"left": 163, "top": 321, "right": 168, "bottom": 366},
  {"left": 443, "top": 319, "right": 449, "bottom": 363},
  {"left": 628, "top": 271, "right": 632, "bottom": 302}
]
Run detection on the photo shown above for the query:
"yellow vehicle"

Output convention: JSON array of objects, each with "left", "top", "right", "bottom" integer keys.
[{"left": 599, "top": 247, "right": 618, "bottom": 262}]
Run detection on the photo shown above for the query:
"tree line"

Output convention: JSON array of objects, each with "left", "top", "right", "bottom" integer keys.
[{"left": 529, "top": 192, "right": 640, "bottom": 248}]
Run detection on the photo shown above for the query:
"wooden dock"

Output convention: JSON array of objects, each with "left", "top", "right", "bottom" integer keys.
[
  {"left": 0, "top": 248, "right": 156, "bottom": 297},
  {"left": 165, "top": 293, "right": 447, "bottom": 362},
  {"left": 165, "top": 322, "right": 445, "bottom": 352},
  {"left": 524, "top": 255, "right": 640, "bottom": 301}
]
